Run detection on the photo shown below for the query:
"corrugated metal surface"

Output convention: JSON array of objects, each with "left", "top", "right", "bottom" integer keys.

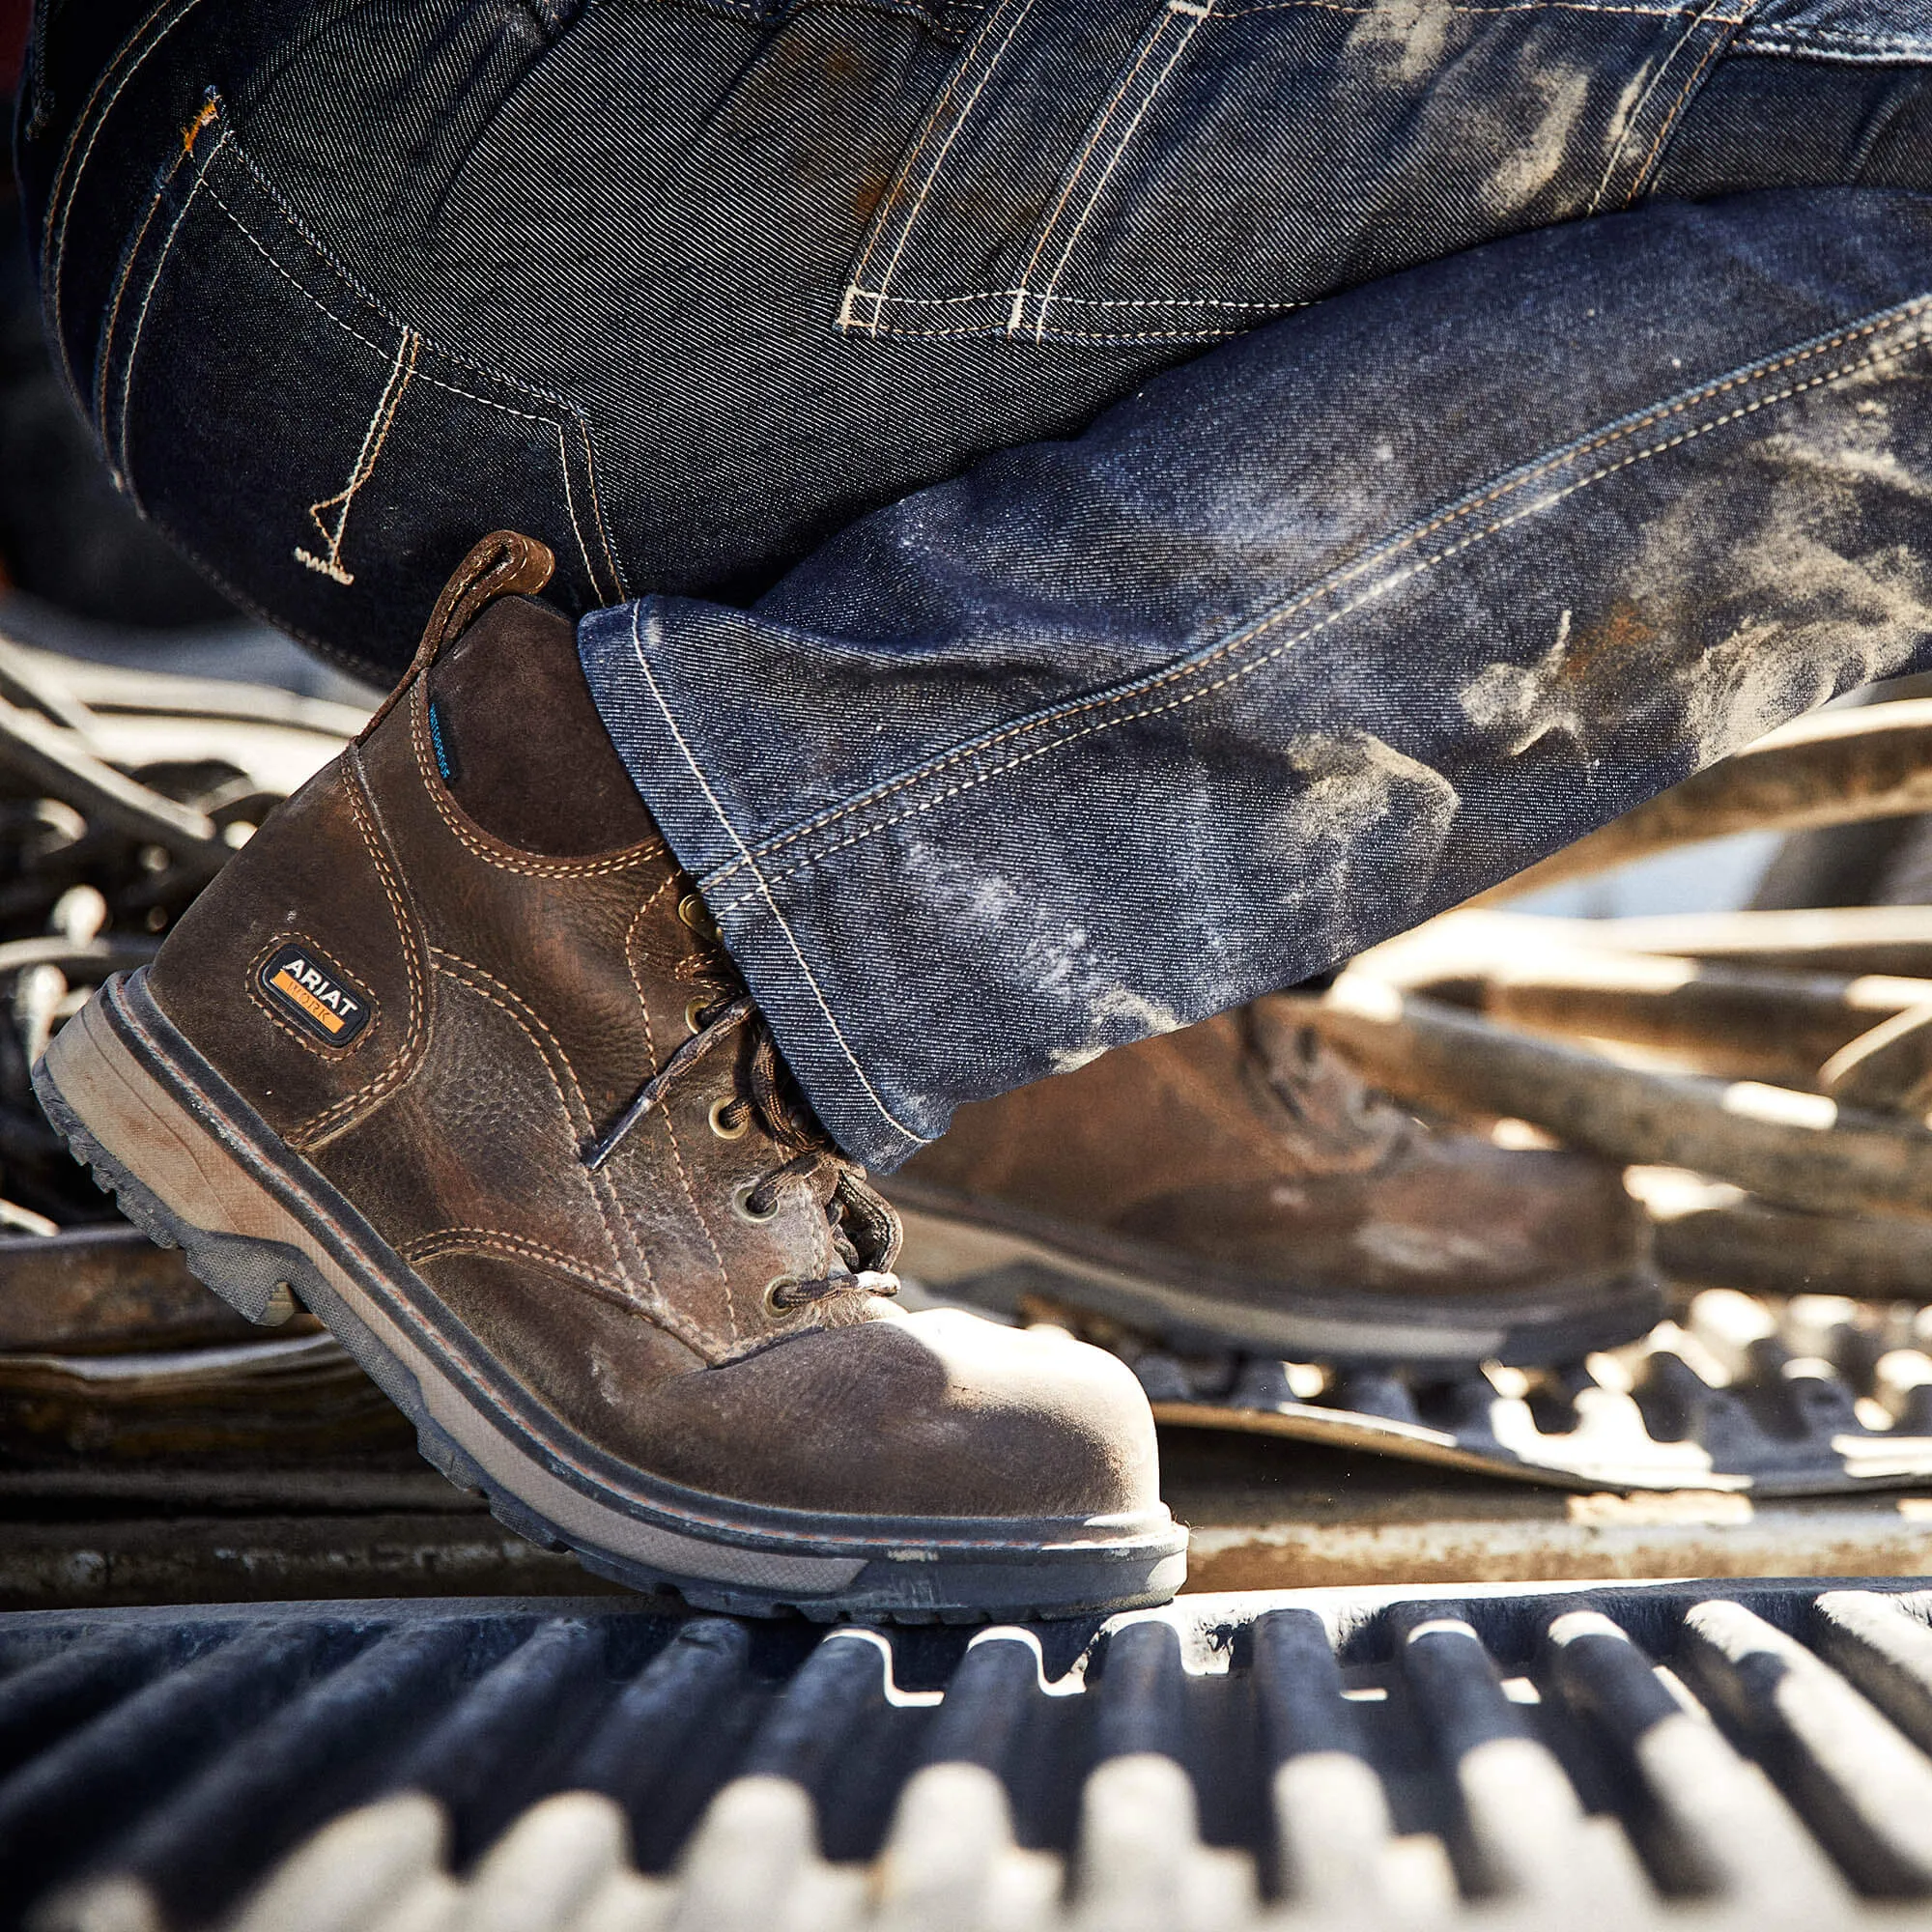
[{"left": 7, "top": 1580, "right": 1932, "bottom": 1930}]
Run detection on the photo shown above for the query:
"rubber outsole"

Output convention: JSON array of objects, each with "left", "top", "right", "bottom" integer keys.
[
  {"left": 34, "top": 973, "right": 1186, "bottom": 1622},
  {"left": 889, "top": 1193, "right": 1667, "bottom": 1369}
]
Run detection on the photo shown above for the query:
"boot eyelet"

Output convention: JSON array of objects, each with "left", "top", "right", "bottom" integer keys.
[
  {"left": 762, "top": 1276, "right": 798, "bottom": 1317},
  {"left": 732, "top": 1181, "right": 780, "bottom": 1224},
  {"left": 708, "top": 1097, "right": 751, "bottom": 1141},
  {"left": 685, "top": 999, "right": 711, "bottom": 1036},
  {"left": 677, "top": 893, "right": 720, "bottom": 940}
]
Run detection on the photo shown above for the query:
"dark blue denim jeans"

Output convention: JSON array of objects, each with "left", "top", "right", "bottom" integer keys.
[{"left": 17, "top": 0, "right": 1932, "bottom": 1166}]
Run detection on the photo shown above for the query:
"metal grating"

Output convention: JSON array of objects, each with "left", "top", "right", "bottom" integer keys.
[
  {"left": 8, "top": 1581, "right": 1932, "bottom": 1929},
  {"left": 1103, "top": 1289, "right": 1932, "bottom": 1496}
]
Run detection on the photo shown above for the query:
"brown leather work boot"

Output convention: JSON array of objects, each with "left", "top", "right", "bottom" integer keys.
[
  {"left": 34, "top": 533, "right": 1182, "bottom": 1619},
  {"left": 888, "top": 1000, "right": 1662, "bottom": 1367}
]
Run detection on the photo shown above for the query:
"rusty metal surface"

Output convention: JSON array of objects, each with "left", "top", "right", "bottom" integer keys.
[
  {"left": 1478, "top": 698, "right": 1932, "bottom": 904},
  {"left": 1300, "top": 982, "right": 1932, "bottom": 1221},
  {"left": 10, "top": 1579, "right": 1932, "bottom": 1929},
  {"left": 10, "top": 1434, "right": 1932, "bottom": 1612},
  {"left": 0, "top": 641, "right": 354, "bottom": 1243},
  {"left": 0, "top": 1228, "right": 290, "bottom": 1354},
  {"left": 1652, "top": 1200, "right": 1932, "bottom": 1303}
]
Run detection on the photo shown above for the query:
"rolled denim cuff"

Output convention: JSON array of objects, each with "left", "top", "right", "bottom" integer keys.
[
  {"left": 579, "top": 599, "right": 934, "bottom": 1171},
  {"left": 582, "top": 190, "right": 1932, "bottom": 1176}
]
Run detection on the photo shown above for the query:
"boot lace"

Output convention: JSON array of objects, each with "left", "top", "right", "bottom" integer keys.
[
  {"left": 1247, "top": 1005, "right": 1411, "bottom": 1175},
  {"left": 583, "top": 911, "right": 900, "bottom": 1314}
]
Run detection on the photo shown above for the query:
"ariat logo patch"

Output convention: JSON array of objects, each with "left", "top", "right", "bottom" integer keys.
[{"left": 259, "top": 942, "right": 372, "bottom": 1047}]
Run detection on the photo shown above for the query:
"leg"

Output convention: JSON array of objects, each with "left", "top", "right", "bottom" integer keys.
[
  {"left": 18, "top": 0, "right": 1932, "bottom": 679},
  {"left": 580, "top": 185, "right": 1932, "bottom": 1165}
]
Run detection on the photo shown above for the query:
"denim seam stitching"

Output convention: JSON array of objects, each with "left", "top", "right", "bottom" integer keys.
[
  {"left": 1014, "top": 2, "right": 1204, "bottom": 339},
  {"left": 845, "top": 319, "right": 1257, "bottom": 339},
  {"left": 1027, "top": 2, "right": 1217, "bottom": 339},
  {"left": 197, "top": 174, "right": 609, "bottom": 596},
  {"left": 1737, "top": 38, "right": 1932, "bottom": 59},
  {"left": 859, "top": 289, "right": 1298, "bottom": 309},
  {"left": 104, "top": 131, "right": 220, "bottom": 497},
  {"left": 214, "top": 132, "right": 622, "bottom": 596},
  {"left": 1735, "top": 24, "right": 1932, "bottom": 51},
  {"left": 43, "top": 0, "right": 210, "bottom": 405},
  {"left": 1219, "top": 0, "right": 1747, "bottom": 14},
  {"left": 846, "top": 0, "right": 1711, "bottom": 340},
  {"left": 112, "top": 169, "right": 211, "bottom": 498},
  {"left": 295, "top": 328, "right": 421, "bottom": 587},
  {"left": 713, "top": 315, "right": 1932, "bottom": 914},
  {"left": 1585, "top": 0, "right": 1743, "bottom": 214},
  {"left": 625, "top": 605, "right": 928, "bottom": 1152},
  {"left": 721, "top": 294, "right": 1931, "bottom": 873},
  {"left": 1615, "top": 0, "right": 1754, "bottom": 210},
  {"left": 839, "top": 0, "right": 1039, "bottom": 330},
  {"left": 93, "top": 117, "right": 202, "bottom": 443},
  {"left": 702, "top": 296, "right": 1932, "bottom": 901}
]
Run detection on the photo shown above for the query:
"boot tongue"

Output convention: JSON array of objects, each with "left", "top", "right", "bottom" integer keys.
[{"left": 1245, "top": 998, "right": 1411, "bottom": 1177}]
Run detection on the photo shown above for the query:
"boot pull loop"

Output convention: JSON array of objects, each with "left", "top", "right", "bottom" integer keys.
[{"left": 357, "top": 530, "right": 556, "bottom": 743}]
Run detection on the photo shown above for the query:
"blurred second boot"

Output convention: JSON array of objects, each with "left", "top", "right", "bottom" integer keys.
[{"left": 888, "top": 1002, "right": 1661, "bottom": 1367}]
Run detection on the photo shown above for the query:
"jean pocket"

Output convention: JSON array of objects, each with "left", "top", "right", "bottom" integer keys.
[
  {"left": 839, "top": 0, "right": 1754, "bottom": 347},
  {"left": 91, "top": 98, "right": 626, "bottom": 675}
]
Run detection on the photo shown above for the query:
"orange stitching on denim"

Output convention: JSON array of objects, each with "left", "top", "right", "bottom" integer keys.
[
  {"left": 95, "top": 133, "right": 193, "bottom": 437},
  {"left": 112, "top": 160, "right": 218, "bottom": 497},
  {"left": 715, "top": 318, "right": 1932, "bottom": 915},
  {"left": 1621, "top": 5, "right": 1738, "bottom": 208},
  {"left": 576, "top": 420, "right": 627, "bottom": 602},
  {"left": 45, "top": 0, "right": 211, "bottom": 396},
  {"left": 295, "top": 328, "right": 419, "bottom": 587},
  {"left": 706, "top": 297, "right": 1932, "bottom": 899},
  {"left": 1585, "top": 0, "right": 1743, "bottom": 215}
]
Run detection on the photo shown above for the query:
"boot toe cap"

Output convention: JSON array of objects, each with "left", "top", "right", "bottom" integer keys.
[{"left": 638, "top": 1307, "right": 1163, "bottom": 1522}]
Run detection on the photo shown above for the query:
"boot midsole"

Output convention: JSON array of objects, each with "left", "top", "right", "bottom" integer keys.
[{"left": 890, "top": 1187, "right": 1663, "bottom": 1364}]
